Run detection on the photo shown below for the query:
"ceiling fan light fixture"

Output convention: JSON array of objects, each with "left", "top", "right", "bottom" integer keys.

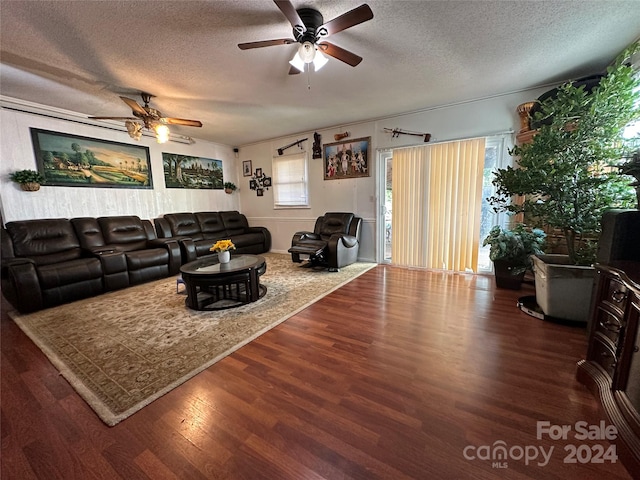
[
  {"left": 154, "top": 124, "right": 170, "bottom": 143},
  {"left": 290, "top": 41, "right": 328, "bottom": 72},
  {"left": 289, "top": 51, "right": 306, "bottom": 72},
  {"left": 312, "top": 50, "right": 328, "bottom": 71}
]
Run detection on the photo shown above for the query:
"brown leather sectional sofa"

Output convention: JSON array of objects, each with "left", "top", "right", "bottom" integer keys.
[{"left": 1, "top": 211, "right": 270, "bottom": 313}]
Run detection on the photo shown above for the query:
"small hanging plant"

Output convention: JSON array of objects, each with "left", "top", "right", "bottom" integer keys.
[
  {"left": 10, "top": 169, "right": 44, "bottom": 191},
  {"left": 224, "top": 182, "right": 237, "bottom": 194}
]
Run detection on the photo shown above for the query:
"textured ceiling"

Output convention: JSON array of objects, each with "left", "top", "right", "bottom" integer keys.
[{"left": 1, "top": 0, "right": 639, "bottom": 147}]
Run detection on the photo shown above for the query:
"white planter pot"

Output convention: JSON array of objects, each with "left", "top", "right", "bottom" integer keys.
[
  {"left": 531, "top": 254, "right": 595, "bottom": 323},
  {"left": 218, "top": 250, "right": 231, "bottom": 263}
]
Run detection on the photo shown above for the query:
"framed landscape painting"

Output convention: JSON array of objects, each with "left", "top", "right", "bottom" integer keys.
[
  {"left": 323, "top": 136, "right": 370, "bottom": 180},
  {"left": 31, "top": 128, "right": 152, "bottom": 188},
  {"left": 162, "top": 153, "right": 223, "bottom": 189}
]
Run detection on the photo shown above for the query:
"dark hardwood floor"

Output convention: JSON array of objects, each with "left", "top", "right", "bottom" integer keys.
[{"left": 1, "top": 265, "right": 632, "bottom": 479}]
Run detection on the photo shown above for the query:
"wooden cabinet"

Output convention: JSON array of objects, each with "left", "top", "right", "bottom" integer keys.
[{"left": 577, "top": 262, "right": 640, "bottom": 477}]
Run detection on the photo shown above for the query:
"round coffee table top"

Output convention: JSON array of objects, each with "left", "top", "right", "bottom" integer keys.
[{"left": 180, "top": 254, "right": 265, "bottom": 276}]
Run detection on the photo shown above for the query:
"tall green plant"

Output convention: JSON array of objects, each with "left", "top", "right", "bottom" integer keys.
[{"left": 488, "top": 43, "right": 640, "bottom": 265}]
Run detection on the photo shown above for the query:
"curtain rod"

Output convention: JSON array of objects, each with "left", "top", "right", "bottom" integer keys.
[{"left": 383, "top": 129, "right": 514, "bottom": 151}]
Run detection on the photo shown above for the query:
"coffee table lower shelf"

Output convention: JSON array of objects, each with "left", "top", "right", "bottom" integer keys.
[{"left": 188, "top": 282, "right": 267, "bottom": 310}]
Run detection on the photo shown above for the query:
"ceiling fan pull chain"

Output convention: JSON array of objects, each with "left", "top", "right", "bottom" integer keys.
[{"left": 307, "top": 68, "right": 311, "bottom": 90}]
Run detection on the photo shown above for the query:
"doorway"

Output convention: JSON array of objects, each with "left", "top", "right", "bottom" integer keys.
[
  {"left": 377, "top": 150, "right": 393, "bottom": 263},
  {"left": 376, "top": 136, "right": 509, "bottom": 269}
]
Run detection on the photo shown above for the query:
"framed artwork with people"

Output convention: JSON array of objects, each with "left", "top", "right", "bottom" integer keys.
[{"left": 323, "top": 136, "right": 370, "bottom": 180}]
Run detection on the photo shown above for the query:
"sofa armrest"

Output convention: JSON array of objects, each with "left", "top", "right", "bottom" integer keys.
[
  {"left": 5, "top": 261, "right": 43, "bottom": 313},
  {"left": 148, "top": 238, "right": 182, "bottom": 274},
  {"left": 247, "top": 226, "right": 272, "bottom": 251},
  {"left": 291, "top": 231, "right": 320, "bottom": 245},
  {"left": 330, "top": 234, "right": 358, "bottom": 249}
]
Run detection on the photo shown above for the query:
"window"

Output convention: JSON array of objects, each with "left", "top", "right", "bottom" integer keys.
[
  {"left": 272, "top": 151, "right": 309, "bottom": 208},
  {"left": 477, "top": 135, "right": 511, "bottom": 272}
]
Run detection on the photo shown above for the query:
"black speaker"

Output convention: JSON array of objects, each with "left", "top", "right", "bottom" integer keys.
[{"left": 597, "top": 209, "right": 640, "bottom": 263}]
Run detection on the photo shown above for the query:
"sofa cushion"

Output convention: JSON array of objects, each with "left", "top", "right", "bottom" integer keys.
[
  {"left": 318, "top": 213, "right": 354, "bottom": 238},
  {"left": 72, "top": 217, "right": 106, "bottom": 249},
  {"left": 98, "top": 216, "right": 149, "bottom": 251},
  {"left": 37, "top": 257, "right": 102, "bottom": 289},
  {"left": 220, "top": 211, "right": 249, "bottom": 236},
  {"left": 195, "top": 212, "right": 226, "bottom": 239},
  {"left": 230, "top": 233, "right": 267, "bottom": 249},
  {"left": 6, "top": 219, "right": 82, "bottom": 266},
  {"left": 125, "top": 249, "right": 169, "bottom": 270},
  {"left": 165, "top": 213, "right": 202, "bottom": 238}
]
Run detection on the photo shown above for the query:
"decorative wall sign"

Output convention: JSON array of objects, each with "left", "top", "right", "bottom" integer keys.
[
  {"left": 249, "top": 168, "right": 271, "bottom": 196},
  {"left": 162, "top": 153, "right": 223, "bottom": 189},
  {"left": 30, "top": 128, "right": 152, "bottom": 188},
  {"left": 243, "top": 160, "right": 252, "bottom": 177},
  {"left": 323, "top": 136, "right": 370, "bottom": 180}
]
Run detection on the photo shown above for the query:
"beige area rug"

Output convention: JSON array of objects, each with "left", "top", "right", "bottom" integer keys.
[{"left": 8, "top": 253, "right": 376, "bottom": 426}]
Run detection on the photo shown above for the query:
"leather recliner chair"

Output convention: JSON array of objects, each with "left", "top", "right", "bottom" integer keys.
[{"left": 288, "top": 212, "right": 362, "bottom": 271}]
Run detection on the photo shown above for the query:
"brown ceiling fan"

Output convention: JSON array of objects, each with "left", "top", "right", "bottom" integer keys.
[
  {"left": 89, "top": 93, "right": 202, "bottom": 142},
  {"left": 238, "top": 0, "right": 373, "bottom": 74}
]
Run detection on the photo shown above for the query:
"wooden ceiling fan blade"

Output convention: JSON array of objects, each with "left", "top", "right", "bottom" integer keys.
[
  {"left": 318, "top": 42, "right": 363, "bottom": 67},
  {"left": 119, "top": 96, "right": 147, "bottom": 115},
  {"left": 89, "top": 116, "right": 138, "bottom": 121},
  {"left": 273, "top": 0, "right": 304, "bottom": 30},
  {"left": 238, "top": 38, "right": 295, "bottom": 50},
  {"left": 319, "top": 4, "right": 373, "bottom": 37},
  {"left": 163, "top": 118, "right": 203, "bottom": 127}
]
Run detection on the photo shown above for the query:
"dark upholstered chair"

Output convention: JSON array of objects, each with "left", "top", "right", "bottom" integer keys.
[
  {"left": 2, "top": 219, "right": 104, "bottom": 313},
  {"left": 288, "top": 212, "right": 362, "bottom": 271}
]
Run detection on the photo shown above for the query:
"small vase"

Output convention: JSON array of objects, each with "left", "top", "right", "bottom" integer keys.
[{"left": 218, "top": 250, "right": 231, "bottom": 263}]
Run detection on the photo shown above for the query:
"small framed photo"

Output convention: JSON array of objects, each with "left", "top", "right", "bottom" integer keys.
[
  {"left": 263, "top": 177, "right": 272, "bottom": 187},
  {"left": 256, "top": 188, "right": 264, "bottom": 197},
  {"left": 249, "top": 179, "right": 257, "bottom": 189},
  {"left": 243, "top": 160, "right": 252, "bottom": 177},
  {"left": 255, "top": 168, "right": 262, "bottom": 177}
]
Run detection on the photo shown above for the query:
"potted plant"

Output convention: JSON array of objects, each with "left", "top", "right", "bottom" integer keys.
[
  {"left": 482, "top": 224, "right": 546, "bottom": 289},
  {"left": 9, "top": 169, "right": 44, "bottom": 191},
  {"left": 488, "top": 43, "right": 640, "bottom": 321},
  {"left": 209, "top": 239, "right": 236, "bottom": 263},
  {"left": 224, "top": 182, "right": 237, "bottom": 194}
]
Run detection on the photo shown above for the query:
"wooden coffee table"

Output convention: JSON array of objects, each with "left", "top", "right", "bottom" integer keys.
[{"left": 180, "top": 254, "right": 266, "bottom": 310}]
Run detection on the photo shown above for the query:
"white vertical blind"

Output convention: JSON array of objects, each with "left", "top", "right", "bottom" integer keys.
[
  {"left": 272, "top": 151, "right": 308, "bottom": 207},
  {"left": 392, "top": 138, "right": 486, "bottom": 272}
]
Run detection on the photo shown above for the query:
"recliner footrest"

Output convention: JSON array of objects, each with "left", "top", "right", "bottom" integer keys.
[{"left": 288, "top": 244, "right": 325, "bottom": 256}]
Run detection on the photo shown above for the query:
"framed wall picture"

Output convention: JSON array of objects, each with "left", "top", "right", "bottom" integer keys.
[
  {"left": 256, "top": 188, "right": 264, "bottom": 197},
  {"left": 243, "top": 160, "right": 252, "bottom": 177},
  {"left": 255, "top": 168, "right": 262, "bottom": 177},
  {"left": 162, "top": 153, "right": 223, "bottom": 189},
  {"left": 323, "top": 136, "right": 370, "bottom": 180},
  {"left": 30, "top": 128, "right": 152, "bottom": 188}
]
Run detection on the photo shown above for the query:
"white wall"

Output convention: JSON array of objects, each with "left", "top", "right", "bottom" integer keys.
[
  {"left": 0, "top": 106, "right": 239, "bottom": 224},
  {"left": 237, "top": 87, "right": 550, "bottom": 262},
  {"left": 1, "top": 87, "right": 549, "bottom": 262}
]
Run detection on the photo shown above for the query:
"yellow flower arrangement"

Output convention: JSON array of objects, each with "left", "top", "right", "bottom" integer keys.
[{"left": 210, "top": 239, "right": 236, "bottom": 253}]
